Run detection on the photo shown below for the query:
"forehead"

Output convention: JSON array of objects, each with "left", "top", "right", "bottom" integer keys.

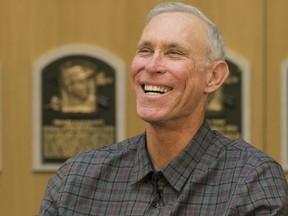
[
  {"left": 146, "top": 11, "right": 206, "bottom": 27},
  {"left": 140, "top": 12, "right": 208, "bottom": 49}
]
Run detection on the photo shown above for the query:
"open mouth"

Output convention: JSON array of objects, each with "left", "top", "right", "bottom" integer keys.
[{"left": 142, "top": 84, "right": 172, "bottom": 95}]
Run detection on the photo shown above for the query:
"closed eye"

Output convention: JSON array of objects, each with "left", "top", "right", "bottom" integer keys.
[
  {"left": 166, "top": 50, "right": 185, "bottom": 58},
  {"left": 137, "top": 47, "right": 153, "bottom": 56},
  {"left": 168, "top": 50, "right": 182, "bottom": 55}
]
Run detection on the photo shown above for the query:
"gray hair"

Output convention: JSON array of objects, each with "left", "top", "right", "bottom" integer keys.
[{"left": 145, "top": 2, "right": 225, "bottom": 64}]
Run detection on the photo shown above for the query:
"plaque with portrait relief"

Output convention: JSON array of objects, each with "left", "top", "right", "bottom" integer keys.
[
  {"left": 33, "top": 45, "right": 126, "bottom": 171},
  {"left": 206, "top": 50, "right": 251, "bottom": 142}
]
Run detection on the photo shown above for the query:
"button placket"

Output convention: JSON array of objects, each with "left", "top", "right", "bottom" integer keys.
[{"left": 151, "top": 172, "right": 165, "bottom": 208}]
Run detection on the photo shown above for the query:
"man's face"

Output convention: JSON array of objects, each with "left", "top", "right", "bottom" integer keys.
[
  {"left": 131, "top": 12, "right": 210, "bottom": 125},
  {"left": 64, "top": 66, "right": 93, "bottom": 101}
]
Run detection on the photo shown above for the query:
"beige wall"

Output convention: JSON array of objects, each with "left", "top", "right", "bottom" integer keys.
[
  {"left": 0, "top": 0, "right": 287, "bottom": 215},
  {"left": 266, "top": 0, "right": 288, "bottom": 164}
]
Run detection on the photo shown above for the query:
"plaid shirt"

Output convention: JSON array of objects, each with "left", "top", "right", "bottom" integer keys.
[{"left": 39, "top": 122, "right": 288, "bottom": 215}]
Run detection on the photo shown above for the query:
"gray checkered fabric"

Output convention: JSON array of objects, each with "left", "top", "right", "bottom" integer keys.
[{"left": 39, "top": 121, "right": 288, "bottom": 215}]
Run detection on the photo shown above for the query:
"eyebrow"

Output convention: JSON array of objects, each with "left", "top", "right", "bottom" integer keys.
[
  {"left": 136, "top": 40, "right": 152, "bottom": 48},
  {"left": 137, "top": 40, "right": 188, "bottom": 51}
]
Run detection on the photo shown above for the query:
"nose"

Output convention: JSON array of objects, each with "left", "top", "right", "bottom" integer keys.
[{"left": 145, "top": 52, "right": 165, "bottom": 74}]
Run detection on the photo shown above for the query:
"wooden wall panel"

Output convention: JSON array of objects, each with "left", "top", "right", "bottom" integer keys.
[
  {"left": 266, "top": 0, "right": 288, "bottom": 166},
  {"left": 0, "top": 0, "right": 283, "bottom": 215}
]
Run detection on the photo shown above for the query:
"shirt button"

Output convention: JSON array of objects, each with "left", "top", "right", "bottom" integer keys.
[
  {"left": 153, "top": 173, "right": 162, "bottom": 181},
  {"left": 153, "top": 201, "right": 160, "bottom": 208}
]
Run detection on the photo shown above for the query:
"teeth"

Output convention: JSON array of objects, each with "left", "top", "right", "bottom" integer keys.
[
  {"left": 146, "top": 92, "right": 161, "bottom": 95},
  {"left": 143, "top": 85, "right": 172, "bottom": 94}
]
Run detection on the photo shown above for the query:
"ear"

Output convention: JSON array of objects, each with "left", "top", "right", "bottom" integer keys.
[{"left": 204, "top": 60, "right": 229, "bottom": 94}]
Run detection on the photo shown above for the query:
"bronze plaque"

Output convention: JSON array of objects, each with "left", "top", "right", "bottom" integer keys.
[
  {"left": 42, "top": 56, "right": 116, "bottom": 163},
  {"left": 206, "top": 60, "right": 242, "bottom": 140},
  {"left": 33, "top": 45, "right": 125, "bottom": 171}
]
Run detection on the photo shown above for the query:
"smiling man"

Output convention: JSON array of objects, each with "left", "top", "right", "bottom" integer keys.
[
  {"left": 130, "top": 9, "right": 229, "bottom": 172},
  {"left": 39, "top": 2, "right": 288, "bottom": 215}
]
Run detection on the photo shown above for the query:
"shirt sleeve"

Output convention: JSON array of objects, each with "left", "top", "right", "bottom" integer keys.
[
  {"left": 38, "top": 165, "right": 68, "bottom": 216},
  {"left": 236, "top": 161, "right": 288, "bottom": 215}
]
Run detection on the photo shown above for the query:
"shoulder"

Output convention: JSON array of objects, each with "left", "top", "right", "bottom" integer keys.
[
  {"left": 214, "top": 137, "right": 288, "bottom": 214},
  {"left": 212, "top": 131, "right": 276, "bottom": 165},
  {"left": 209, "top": 131, "right": 286, "bottom": 182}
]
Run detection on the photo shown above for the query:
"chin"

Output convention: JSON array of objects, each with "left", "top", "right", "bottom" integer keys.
[{"left": 137, "top": 111, "right": 165, "bottom": 125}]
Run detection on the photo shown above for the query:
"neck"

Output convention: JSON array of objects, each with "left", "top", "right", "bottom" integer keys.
[{"left": 146, "top": 117, "right": 204, "bottom": 171}]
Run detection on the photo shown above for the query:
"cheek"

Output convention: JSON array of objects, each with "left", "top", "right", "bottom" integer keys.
[
  {"left": 130, "top": 57, "right": 144, "bottom": 79},
  {"left": 172, "top": 65, "right": 194, "bottom": 87},
  {"left": 178, "top": 67, "right": 207, "bottom": 96}
]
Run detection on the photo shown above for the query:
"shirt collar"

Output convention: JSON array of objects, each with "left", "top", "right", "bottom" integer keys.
[
  {"left": 130, "top": 134, "right": 154, "bottom": 185},
  {"left": 130, "top": 121, "right": 215, "bottom": 192},
  {"left": 162, "top": 121, "right": 214, "bottom": 191}
]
